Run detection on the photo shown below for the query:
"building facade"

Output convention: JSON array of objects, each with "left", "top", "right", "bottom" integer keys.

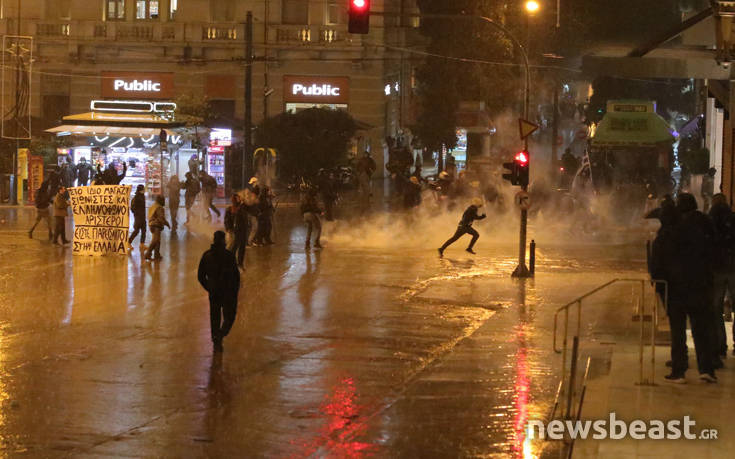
[{"left": 0, "top": 0, "right": 422, "bottom": 174}]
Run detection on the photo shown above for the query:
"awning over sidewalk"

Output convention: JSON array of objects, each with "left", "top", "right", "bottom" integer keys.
[{"left": 46, "top": 112, "right": 185, "bottom": 137}]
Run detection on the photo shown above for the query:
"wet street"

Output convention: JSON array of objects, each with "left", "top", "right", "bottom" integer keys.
[{"left": 0, "top": 205, "right": 649, "bottom": 457}]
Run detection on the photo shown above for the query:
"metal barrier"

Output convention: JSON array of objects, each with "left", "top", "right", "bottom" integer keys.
[{"left": 552, "top": 278, "right": 668, "bottom": 420}]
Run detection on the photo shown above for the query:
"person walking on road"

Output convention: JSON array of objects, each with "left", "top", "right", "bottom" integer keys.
[
  {"left": 184, "top": 171, "right": 201, "bottom": 224},
  {"left": 301, "top": 187, "right": 322, "bottom": 250},
  {"left": 52, "top": 187, "right": 71, "bottom": 245},
  {"left": 127, "top": 185, "right": 147, "bottom": 252},
  {"left": 438, "top": 198, "right": 486, "bottom": 257},
  {"left": 198, "top": 231, "right": 241, "bottom": 352},
  {"left": 225, "top": 194, "right": 248, "bottom": 269},
  {"left": 199, "top": 171, "right": 221, "bottom": 221},
  {"left": 144, "top": 195, "right": 170, "bottom": 261},
  {"left": 28, "top": 181, "right": 53, "bottom": 240},
  {"left": 167, "top": 175, "right": 181, "bottom": 232}
]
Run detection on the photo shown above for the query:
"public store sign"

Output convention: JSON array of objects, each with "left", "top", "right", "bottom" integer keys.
[
  {"left": 68, "top": 185, "right": 131, "bottom": 256},
  {"left": 101, "top": 72, "right": 175, "bottom": 99},
  {"left": 283, "top": 75, "right": 349, "bottom": 104}
]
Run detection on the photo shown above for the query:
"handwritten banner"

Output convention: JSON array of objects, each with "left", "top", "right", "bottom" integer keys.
[{"left": 68, "top": 185, "right": 131, "bottom": 256}]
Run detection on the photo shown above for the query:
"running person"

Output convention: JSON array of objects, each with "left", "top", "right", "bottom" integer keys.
[{"left": 438, "top": 198, "right": 486, "bottom": 257}]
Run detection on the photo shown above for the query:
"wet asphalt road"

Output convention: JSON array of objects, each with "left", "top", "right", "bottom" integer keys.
[{"left": 0, "top": 205, "right": 648, "bottom": 457}]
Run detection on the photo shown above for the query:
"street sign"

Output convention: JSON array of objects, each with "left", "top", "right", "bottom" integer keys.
[
  {"left": 514, "top": 190, "right": 531, "bottom": 210},
  {"left": 518, "top": 118, "right": 539, "bottom": 140}
]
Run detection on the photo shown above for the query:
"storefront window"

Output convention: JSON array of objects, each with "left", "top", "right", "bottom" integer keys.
[
  {"left": 282, "top": 0, "right": 309, "bottom": 25},
  {"left": 106, "top": 0, "right": 125, "bottom": 20},
  {"left": 136, "top": 0, "right": 160, "bottom": 20},
  {"left": 326, "top": 0, "right": 345, "bottom": 25}
]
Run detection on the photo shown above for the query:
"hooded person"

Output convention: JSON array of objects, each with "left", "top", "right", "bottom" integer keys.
[
  {"left": 198, "top": 231, "right": 240, "bottom": 352},
  {"left": 28, "top": 180, "right": 53, "bottom": 240},
  {"left": 708, "top": 193, "right": 734, "bottom": 361},
  {"left": 183, "top": 171, "right": 201, "bottom": 223},
  {"left": 127, "top": 185, "right": 147, "bottom": 251},
  {"left": 438, "top": 197, "right": 487, "bottom": 257},
  {"left": 74, "top": 158, "right": 94, "bottom": 186},
  {"left": 662, "top": 192, "right": 718, "bottom": 383},
  {"left": 301, "top": 186, "right": 322, "bottom": 250},
  {"left": 144, "top": 195, "right": 170, "bottom": 261}
]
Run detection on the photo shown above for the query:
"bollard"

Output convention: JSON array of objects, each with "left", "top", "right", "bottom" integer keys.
[{"left": 529, "top": 239, "right": 536, "bottom": 276}]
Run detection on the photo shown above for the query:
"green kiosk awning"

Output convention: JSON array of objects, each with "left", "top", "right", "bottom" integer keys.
[{"left": 591, "top": 100, "right": 676, "bottom": 147}]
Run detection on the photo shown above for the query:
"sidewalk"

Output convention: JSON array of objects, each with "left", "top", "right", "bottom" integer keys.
[{"left": 573, "top": 327, "right": 735, "bottom": 458}]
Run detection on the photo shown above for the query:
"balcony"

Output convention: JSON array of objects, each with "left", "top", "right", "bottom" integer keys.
[
  {"left": 37, "top": 23, "right": 71, "bottom": 37},
  {"left": 203, "top": 25, "right": 239, "bottom": 41},
  {"left": 274, "top": 25, "right": 348, "bottom": 45}
]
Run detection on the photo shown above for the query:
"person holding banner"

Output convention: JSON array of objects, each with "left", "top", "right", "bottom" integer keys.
[
  {"left": 144, "top": 195, "right": 170, "bottom": 261},
  {"left": 198, "top": 231, "right": 240, "bottom": 352},
  {"left": 52, "top": 187, "right": 71, "bottom": 245}
]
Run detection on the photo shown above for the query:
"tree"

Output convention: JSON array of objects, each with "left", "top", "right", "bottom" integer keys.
[
  {"left": 171, "top": 93, "right": 212, "bottom": 151},
  {"left": 255, "top": 108, "right": 357, "bottom": 180},
  {"left": 414, "top": 0, "right": 522, "bottom": 152}
]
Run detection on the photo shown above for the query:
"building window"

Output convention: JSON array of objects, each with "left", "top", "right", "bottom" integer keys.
[
  {"left": 47, "top": 0, "right": 72, "bottom": 19},
  {"left": 170, "top": 0, "right": 178, "bottom": 19},
  {"left": 282, "top": 0, "right": 309, "bottom": 25},
  {"left": 106, "top": 0, "right": 125, "bottom": 20},
  {"left": 326, "top": 0, "right": 345, "bottom": 25},
  {"left": 136, "top": 0, "right": 160, "bottom": 19},
  {"left": 211, "top": 0, "right": 234, "bottom": 22}
]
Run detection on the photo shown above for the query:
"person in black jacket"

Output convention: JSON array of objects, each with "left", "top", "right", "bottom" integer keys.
[
  {"left": 662, "top": 193, "right": 718, "bottom": 383},
  {"left": 198, "top": 231, "right": 241, "bottom": 352},
  {"left": 74, "top": 158, "right": 94, "bottom": 186},
  {"left": 438, "top": 198, "right": 486, "bottom": 257},
  {"left": 28, "top": 180, "right": 53, "bottom": 240},
  {"left": 709, "top": 193, "right": 734, "bottom": 361},
  {"left": 127, "top": 185, "right": 147, "bottom": 251}
]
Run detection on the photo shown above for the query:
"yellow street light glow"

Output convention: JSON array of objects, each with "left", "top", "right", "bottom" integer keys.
[{"left": 525, "top": 0, "right": 540, "bottom": 13}]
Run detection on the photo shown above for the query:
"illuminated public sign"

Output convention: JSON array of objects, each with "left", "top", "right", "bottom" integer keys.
[
  {"left": 101, "top": 72, "right": 174, "bottom": 99},
  {"left": 283, "top": 76, "right": 350, "bottom": 104},
  {"left": 292, "top": 84, "right": 341, "bottom": 97},
  {"left": 114, "top": 80, "right": 161, "bottom": 92}
]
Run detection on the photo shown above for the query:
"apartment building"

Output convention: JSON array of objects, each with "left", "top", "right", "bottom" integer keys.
[{"left": 0, "top": 0, "right": 422, "bottom": 169}]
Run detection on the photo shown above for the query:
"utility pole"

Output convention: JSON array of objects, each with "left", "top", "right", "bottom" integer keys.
[
  {"left": 242, "top": 11, "right": 253, "bottom": 189},
  {"left": 263, "top": 0, "right": 270, "bottom": 122},
  {"left": 11, "top": 0, "right": 21, "bottom": 205}
]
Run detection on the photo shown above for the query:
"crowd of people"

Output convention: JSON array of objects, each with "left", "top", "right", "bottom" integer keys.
[{"left": 649, "top": 192, "right": 735, "bottom": 384}]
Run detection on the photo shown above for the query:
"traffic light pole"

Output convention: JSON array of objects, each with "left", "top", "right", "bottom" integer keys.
[{"left": 365, "top": 11, "right": 533, "bottom": 277}]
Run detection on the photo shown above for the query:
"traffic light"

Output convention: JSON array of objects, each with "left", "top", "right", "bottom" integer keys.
[
  {"left": 348, "top": 0, "right": 370, "bottom": 34},
  {"left": 515, "top": 150, "right": 529, "bottom": 188},
  {"left": 502, "top": 151, "right": 530, "bottom": 187},
  {"left": 502, "top": 160, "right": 518, "bottom": 185}
]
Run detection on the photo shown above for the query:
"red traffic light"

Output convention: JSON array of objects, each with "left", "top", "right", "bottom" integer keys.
[
  {"left": 515, "top": 151, "right": 529, "bottom": 165},
  {"left": 349, "top": 0, "right": 370, "bottom": 33}
]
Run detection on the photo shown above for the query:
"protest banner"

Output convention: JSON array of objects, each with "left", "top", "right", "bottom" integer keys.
[{"left": 68, "top": 185, "right": 131, "bottom": 256}]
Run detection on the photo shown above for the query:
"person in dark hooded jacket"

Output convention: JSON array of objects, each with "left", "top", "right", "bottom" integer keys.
[
  {"left": 662, "top": 193, "right": 717, "bottom": 383},
  {"left": 127, "top": 185, "right": 147, "bottom": 251},
  {"left": 198, "top": 231, "right": 240, "bottom": 352},
  {"left": 438, "top": 198, "right": 486, "bottom": 257},
  {"left": 708, "top": 193, "right": 734, "bottom": 360}
]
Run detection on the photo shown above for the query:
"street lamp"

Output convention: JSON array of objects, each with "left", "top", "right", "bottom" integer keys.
[{"left": 525, "top": 0, "right": 540, "bottom": 13}]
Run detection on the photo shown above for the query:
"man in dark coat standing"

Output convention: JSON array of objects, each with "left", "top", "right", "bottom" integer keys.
[
  {"left": 659, "top": 193, "right": 718, "bottom": 383},
  {"left": 198, "top": 231, "right": 241, "bottom": 352}
]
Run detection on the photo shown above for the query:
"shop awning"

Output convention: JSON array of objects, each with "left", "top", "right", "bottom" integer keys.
[
  {"left": 591, "top": 111, "right": 676, "bottom": 147},
  {"left": 46, "top": 112, "right": 185, "bottom": 137}
]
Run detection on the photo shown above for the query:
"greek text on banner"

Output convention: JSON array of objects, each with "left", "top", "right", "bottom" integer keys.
[{"left": 68, "top": 185, "right": 131, "bottom": 256}]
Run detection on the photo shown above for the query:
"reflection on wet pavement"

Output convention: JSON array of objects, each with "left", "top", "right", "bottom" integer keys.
[{"left": 0, "top": 207, "right": 648, "bottom": 457}]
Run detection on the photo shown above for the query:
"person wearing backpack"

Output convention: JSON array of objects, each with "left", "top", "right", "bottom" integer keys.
[
  {"left": 144, "top": 195, "right": 170, "bottom": 261},
  {"left": 709, "top": 193, "right": 734, "bottom": 362},
  {"left": 28, "top": 181, "right": 53, "bottom": 240}
]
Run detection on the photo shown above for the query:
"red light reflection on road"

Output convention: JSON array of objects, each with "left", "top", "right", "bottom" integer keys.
[
  {"left": 290, "top": 377, "right": 375, "bottom": 458},
  {"left": 512, "top": 324, "right": 536, "bottom": 459}
]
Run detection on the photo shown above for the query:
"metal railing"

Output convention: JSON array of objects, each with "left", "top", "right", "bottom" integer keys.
[{"left": 552, "top": 278, "right": 668, "bottom": 420}]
